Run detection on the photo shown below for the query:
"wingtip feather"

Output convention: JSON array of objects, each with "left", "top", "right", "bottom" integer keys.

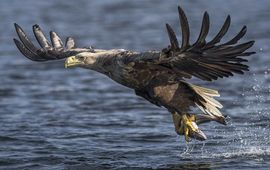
[
  {"left": 166, "top": 23, "right": 179, "bottom": 51},
  {"left": 178, "top": 6, "right": 190, "bottom": 49}
]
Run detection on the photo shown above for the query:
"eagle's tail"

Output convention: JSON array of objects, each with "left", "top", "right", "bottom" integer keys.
[{"left": 186, "top": 82, "right": 227, "bottom": 125}]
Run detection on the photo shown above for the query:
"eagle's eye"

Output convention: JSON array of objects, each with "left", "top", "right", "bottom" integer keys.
[{"left": 77, "top": 56, "right": 85, "bottom": 61}]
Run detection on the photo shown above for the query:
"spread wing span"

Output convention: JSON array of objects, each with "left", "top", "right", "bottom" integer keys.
[
  {"left": 13, "top": 23, "right": 91, "bottom": 62},
  {"left": 128, "top": 6, "right": 255, "bottom": 81}
]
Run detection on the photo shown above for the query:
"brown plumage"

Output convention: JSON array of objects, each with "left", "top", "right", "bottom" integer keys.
[{"left": 13, "top": 6, "right": 255, "bottom": 142}]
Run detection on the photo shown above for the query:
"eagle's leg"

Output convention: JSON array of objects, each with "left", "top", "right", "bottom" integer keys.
[
  {"left": 171, "top": 112, "right": 207, "bottom": 142},
  {"left": 172, "top": 111, "right": 183, "bottom": 134}
]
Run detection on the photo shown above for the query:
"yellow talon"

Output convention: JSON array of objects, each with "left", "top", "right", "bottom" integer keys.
[
  {"left": 181, "top": 114, "right": 196, "bottom": 142},
  {"left": 172, "top": 112, "right": 207, "bottom": 142}
]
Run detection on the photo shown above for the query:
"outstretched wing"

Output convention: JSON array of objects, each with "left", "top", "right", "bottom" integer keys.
[
  {"left": 127, "top": 6, "right": 255, "bottom": 81},
  {"left": 14, "top": 23, "right": 92, "bottom": 62}
]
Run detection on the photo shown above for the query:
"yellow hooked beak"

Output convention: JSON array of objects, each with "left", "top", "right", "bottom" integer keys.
[{"left": 65, "top": 56, "right": 83, "bottom": 68}]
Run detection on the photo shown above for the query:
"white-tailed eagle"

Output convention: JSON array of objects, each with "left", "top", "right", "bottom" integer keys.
[{"left": 14, "top": 6, "right": 255, "bottom": 142}]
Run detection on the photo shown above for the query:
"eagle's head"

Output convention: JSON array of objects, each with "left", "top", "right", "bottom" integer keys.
[
  {"left": 65, "top": 49, "right": 126, "bottom": 71},
  {"left": 64, "top": 52, "right": 97, "bottom": 68}
]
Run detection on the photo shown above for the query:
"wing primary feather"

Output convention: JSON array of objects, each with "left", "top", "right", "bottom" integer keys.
[
  {"left": 178, "top": 6, "right": 190, "bottom": 49},
  {"left": 204, "top": 15, "right": 231, "bottom": 49},
  {"left": 193, "top": 72, "right": 211, "bottom": 81},
  {"left": 239, "top": 52, "right": 256, "bottom": 56},
  {"left": 193, "top": 12, "right": 210, "bottom": 47},
  {"left": 218, "top": 41, "right": 255, "bottom": 56},
  {"left": 65, "top": 37, "right": 76, "bottom": 49},
  {"left": 50, "top": 31, "right": 64, "bottom": 49},
  {"left": 166, "top": 23, "right": 179, "bottom": 51},
  {"left": 14, "top": 23, "right": 37, "bottom": 54},
  {"left": 198, "top": 63, "right": 234, "bottom": 77},
  {"left": 32, "top": 24, "right": 51, "bottom": 48},
  {"left": 222, "top": 26, "right": 247, "bottom": 46},
  {"left": 13, "top": 39, "right": 45, "bottom": 61}
]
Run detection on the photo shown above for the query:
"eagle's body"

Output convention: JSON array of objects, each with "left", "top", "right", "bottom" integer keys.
[{"left": 14, "top": 6, "right": 255, "bottom": 141}]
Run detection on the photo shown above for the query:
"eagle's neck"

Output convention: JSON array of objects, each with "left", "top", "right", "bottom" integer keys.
[
  {"left": 93, "top": 55, "right": 119, "bottom": 75},
  {"left": 92, "top": 50, "right": 141, "bottom": 87},
  {"left": 82, "top": 49, "right": 129, "bottom": 75}
]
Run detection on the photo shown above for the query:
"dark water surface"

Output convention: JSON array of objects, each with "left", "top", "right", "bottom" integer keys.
[{"left": 0, "top": 0, "right": 269, "bottom": 169}]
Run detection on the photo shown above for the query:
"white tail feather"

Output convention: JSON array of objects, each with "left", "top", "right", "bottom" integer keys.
[{"left": 187, "top": 82, "right": 224, "bottom": 118}]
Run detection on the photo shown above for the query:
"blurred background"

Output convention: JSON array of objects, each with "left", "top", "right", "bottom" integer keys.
[{"left": 0, "top": 0, "right": 269, "bottom": 169}]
